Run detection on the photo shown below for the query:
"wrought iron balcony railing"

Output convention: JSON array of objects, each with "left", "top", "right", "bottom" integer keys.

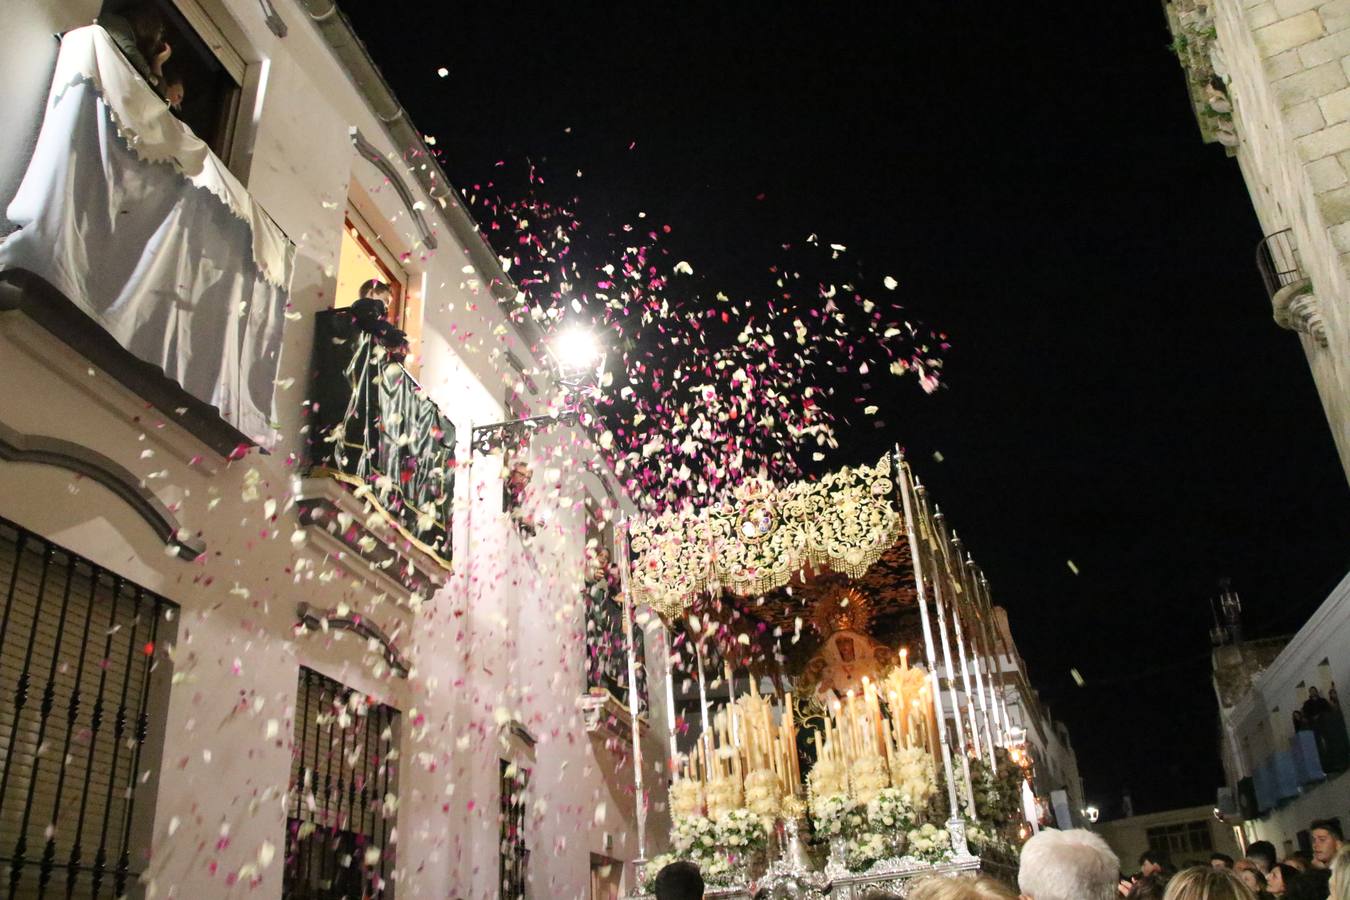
[
  {"left": 1255, "top": 229, "right": 1328, "bottom": 346},
  {"left": 1255, "top": 229, "right": 1305, "bottom": 300},
  {"left": 308, "top": 310, "right": 455, "bottom": 567}
]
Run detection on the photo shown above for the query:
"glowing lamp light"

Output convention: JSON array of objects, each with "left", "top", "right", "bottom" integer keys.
[
  {"left": 551, "top": 326, "right": 602, "bottom": 378},
  {"left": 1084, "top": 805, "right": 1100, "bottom": 824}
]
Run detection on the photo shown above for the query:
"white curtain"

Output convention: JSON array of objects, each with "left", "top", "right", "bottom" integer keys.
[{"left": 0, "top": 26, "right": 293, "bottom": 444}]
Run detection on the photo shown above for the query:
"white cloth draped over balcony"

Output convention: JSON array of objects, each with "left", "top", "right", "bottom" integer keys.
[{"left": 0, "top": 25, "right": 293, "bottom": 443}]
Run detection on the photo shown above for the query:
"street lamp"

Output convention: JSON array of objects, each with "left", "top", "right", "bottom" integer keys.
[{"left": 470, "top": 325, "right": 606, "bottom": 455}]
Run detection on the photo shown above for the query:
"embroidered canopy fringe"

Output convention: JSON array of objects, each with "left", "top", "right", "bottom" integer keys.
[{"left": 627, "top": 454, "right": 902, "bottom": 619}]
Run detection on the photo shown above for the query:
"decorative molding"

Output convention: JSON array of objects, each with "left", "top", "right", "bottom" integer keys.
[
  {"left": 295, "top": 600, "right": 410, "bottom": 677},
  {"left": 1271, "top": 280, "right": 1329, "bottom": 347},
  {"left": 294, "top": 474, "right": 450, "bottom": 601},
  {"left": 508, "top": 720, "right": 537, "bottom": 749},
  {"left": 258, "top": 0, "right": 288, "bottom": 36},
  {"left": 0, "top": 423, "right": 205, "bottom": 560},
  {"left": 577, "top": 691, "right": 648, "bottom": 741},
  {"left": 349, "top": 128, "right": 438, "bottom": 250},
  {"left": 1164, "top": 0, "right": 1238, "bottom": 154},
  {"left": 0, "top": 269, "right": 248, "bottom": 461}
]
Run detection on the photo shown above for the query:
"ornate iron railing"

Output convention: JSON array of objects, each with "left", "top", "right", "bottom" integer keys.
[
  {"left": 0, "top": 517, "right": 176, "bottom": 898},
  {"left": 308, "top": 310, "right": 456, "bottom": 565},
  {"left": 584, "top": 575, "right": 649, "bottom": 715},
  {"left": 1255, "top": 229, "right": 1305, "bottom": 300},
  {"left": 498, "top": 759, "right": 529, "bottom": 899}
]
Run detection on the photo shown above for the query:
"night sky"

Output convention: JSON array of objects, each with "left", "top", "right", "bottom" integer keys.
[{"left": 337, "top": 3, "right": 1350, "bottom": 816}]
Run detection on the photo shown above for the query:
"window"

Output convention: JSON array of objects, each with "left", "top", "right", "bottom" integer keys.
[
  {"left": 98, "top": 0, "right": 244, "bottom": 162},
  {"left": 334, "top": 207, "right": 425, "bottom": 359},
  {"left": 0, "top": 517, "right": 177, "bottom": 897},
  {"left": 499, "top": 759, "right": 530, "bottom": 899},
  {"left": 335, "top": 211, "right": 405, "bottom": 318},
  {"left": 1146, "top": 820, "right": 1213, "bottom": 859},
  {"left": 285, "top": 668, "right": 399, "bottom": 899}
]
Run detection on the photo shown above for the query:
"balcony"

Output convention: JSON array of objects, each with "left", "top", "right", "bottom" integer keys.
[
  {"left": 1256, "top": 230, "right": 1328, "bottom": 348},
  {"left": 578, "top": 570, "right": 648, "bottom": 745},
  {"left": 1242, "top": 727, "right": 1348, "bottom": 817},
  {"left": 303, "top": 309, "right": 455, "bottom": 594},
  {"left": 0, "top": 26, "right": 293, "bottom": 453}
]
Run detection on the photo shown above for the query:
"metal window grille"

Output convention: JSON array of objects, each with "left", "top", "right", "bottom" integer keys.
[
  {"left": 498, "top": 760, "right": 529, "bottom": 900},
  {"left": 284, "top": 667, "right": 399, "bottom": 899},
  {"left": 0, "top": 517, "right": 176, "bottom": 899}
]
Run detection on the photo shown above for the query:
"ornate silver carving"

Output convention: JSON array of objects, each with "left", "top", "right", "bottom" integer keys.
[{"left": 946, "top": 815, "right": 974, "bottom": 860}]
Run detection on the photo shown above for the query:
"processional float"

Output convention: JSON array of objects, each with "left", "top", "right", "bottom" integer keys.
[{"left": 613, "top": 450, "right": 1034, "bottom": 898}]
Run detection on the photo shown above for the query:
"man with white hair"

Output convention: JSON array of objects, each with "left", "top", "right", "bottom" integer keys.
[{"left": 1017, "top": 828, "right": 1120, "bottom": 900}]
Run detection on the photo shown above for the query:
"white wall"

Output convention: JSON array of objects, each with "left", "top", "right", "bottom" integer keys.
[
  {"left": 1224, "top": 572, "right": 1350, "bottom": 851},
  {"left": 0, "top": 1, "right": 663, "bottom": 897}
]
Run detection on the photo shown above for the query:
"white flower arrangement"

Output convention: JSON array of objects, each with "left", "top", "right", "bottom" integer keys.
[
  {"left": 866, "top": 786, "right": 916, "bottom": 833},
  {"left": 849, "top": 753, "right": 891, "bottom": 806},
  {"left": 743, "top": 769, "right": 781, "bottom": 821},
  {"left": 809, "top": 755, "right": 848, "bottom": 799},
  {"left": 700, "top": 852, "right": 735, "bottom": 886},
  {"left": 671, "top": 814, "right": 719, "bottom": 858},
  {"left": 905, "top": 821, "right": 953, "bottom": 863},
  {"left": 810, "top": 792, "right": 858, "bottom": 838},
  {"left": 669, "top": 778, "right": 705, "bottom": 820},
  {"left": 715, "top": 808, "right": 769, "bottom": 856},
  {"left": 845, "top": 830, "right": 890, "bottom": 872},
  {"left": 704, "top": 776, "right": 744, "bottom": 819},
  {"left": 888, "top": 745, "right": 937, "bottom": 807}
]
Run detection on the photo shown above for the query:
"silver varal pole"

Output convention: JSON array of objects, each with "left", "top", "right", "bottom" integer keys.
[
  {"left": 920, "top": 508, "right": 977, "bottom": 817},
  {"left": 969, "top": 556, "right": 1006, "bottom": 747},
  {"left": 694, "top": 634, "right": 713, "bottom": 763},
  {"left": 662, "top": 625, "right": 680, "bottom": 775},
  {"left": 948, "top": 531, "right": 997, "bottom": 768},
  {"left": 896, "top": 454, "right": 969, "bottom": 855},
  {"left": 980, "top": 571, "right": 1016, "bottom": 739},
  {"left": 933, "top": 512, "right": 984, "bottom": 764},
  {"left": 615, "top": 522, "right": 647, "bottom": 881}
]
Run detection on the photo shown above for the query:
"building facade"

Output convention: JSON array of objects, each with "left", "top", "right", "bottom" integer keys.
[
  {"left": 1097, "top": 804, "right": 1243, "bottom": 872},
  {"left": 0, "top": 1, "right": 666, "bottom": 897},
  {"left": 1210, "top": 576, "right": 1350, "bottom": 856},
  {"left": 1165, "top": 0, "right": 1350, "bottom": 485},
  {"left": 989, "top": 607, "right": 1087, "bottom": 830}
]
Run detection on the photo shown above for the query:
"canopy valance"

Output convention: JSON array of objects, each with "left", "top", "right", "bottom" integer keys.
[{"left": 626, "top": 453, "right": 902, "bottom": 618}]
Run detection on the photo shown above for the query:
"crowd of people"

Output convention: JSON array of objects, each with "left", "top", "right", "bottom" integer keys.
[
  {"left": 1118, "top": 820, "right": 1345, "bottom": 900},
  {"left": 645, "top": 819, "right": 1350, "bottom": 899}
]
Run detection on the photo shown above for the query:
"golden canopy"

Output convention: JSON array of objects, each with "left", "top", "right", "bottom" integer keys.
[{"left": 625, "top": 453, "right": 903, "bottom": 619}]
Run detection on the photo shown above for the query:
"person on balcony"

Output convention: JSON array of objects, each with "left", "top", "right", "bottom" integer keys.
[
  {"left": 349, "top": 279, "right": 408, "bottom": 356},
  {"left": 100, "top": 6, "right": 173, "bottom": 93},
  {"left": 160, "top": 61, "right": 185, "bottom": 112}
]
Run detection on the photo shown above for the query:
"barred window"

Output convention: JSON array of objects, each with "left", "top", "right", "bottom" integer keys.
[
  {"left": 499, "top": 760, "right": 529, "bottom": 899},
  {"left": 284, "top": 667, "right": 399, "bottom": 899},
  {"left": 0, "top": 517, "right": 177, "bottom": 898}
]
